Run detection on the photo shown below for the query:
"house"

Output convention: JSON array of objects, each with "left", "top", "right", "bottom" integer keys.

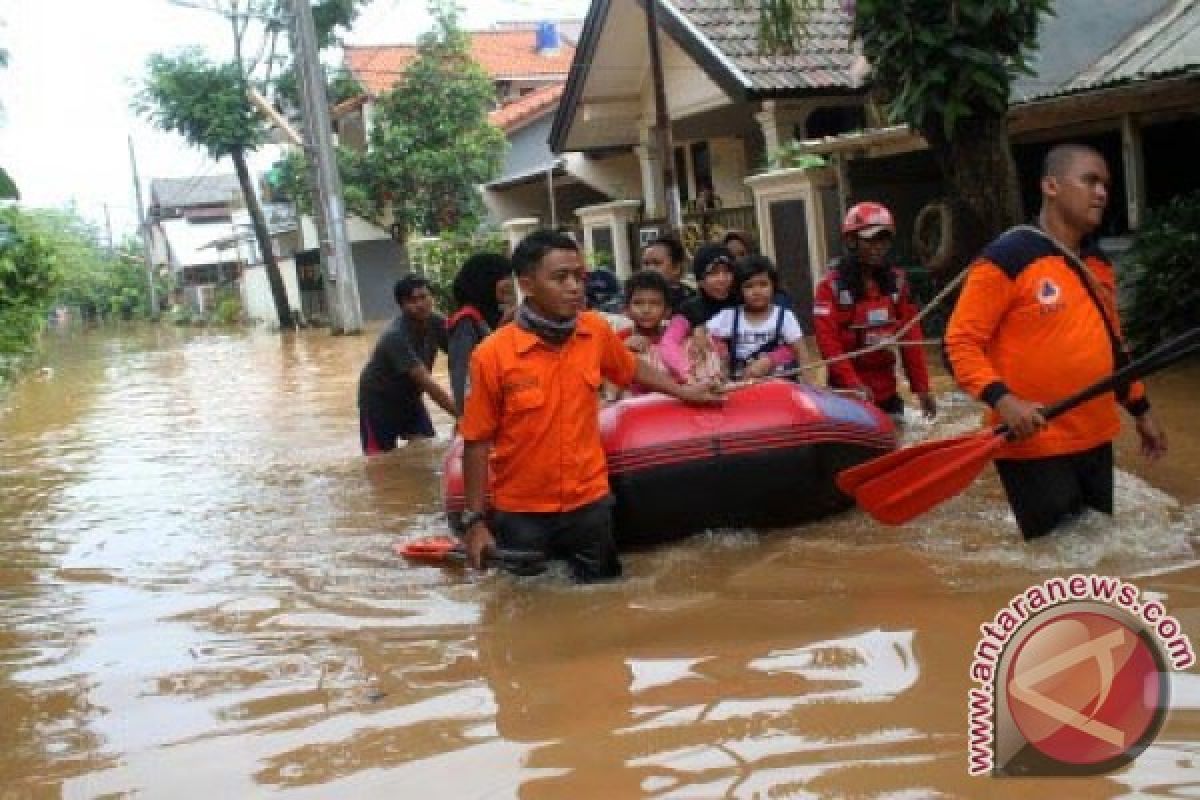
[
  {"left": 148, "top": 175, "right": 249, "bottom": 313},
  {"left": 342, "top": 21, "right": 628, "bottom": 246},
  {"left": 548, "top": 0, "right": 867, "bottom": 303},
  {"left": 789, "top": 0, "right": 1200, "bottom": 276},
  {"left": 546, "top": 0, "right": 1200, "bottom": 326}
]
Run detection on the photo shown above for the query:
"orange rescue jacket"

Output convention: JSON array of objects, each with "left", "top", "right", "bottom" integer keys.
[{"left": 944, "top": 228, "right": 1148, "bottom": 460}]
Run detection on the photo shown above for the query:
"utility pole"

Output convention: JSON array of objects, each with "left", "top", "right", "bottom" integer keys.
[
  {"left": 284, "top": 19, "right": 341, "bottom": 332},
  {"left": 128, "top": 135, "right": 160, "bottom": 319},
  {"left": 292, "top": 0, "right": 363, "bottom": 334},
  {"left": 645, "top": 0, "right": 681, "bottom": 231},
  {"left": 103, "top": 203, "right": 116, "bottom": 255}
]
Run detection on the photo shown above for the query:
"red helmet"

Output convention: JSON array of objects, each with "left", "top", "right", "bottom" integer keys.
[{"left": 842, "top": 202, "right": 896, "bottom": 237}]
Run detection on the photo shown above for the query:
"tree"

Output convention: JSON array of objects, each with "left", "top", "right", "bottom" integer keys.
[
  {"left": 750, "top": 0, "right": 1052, "bottom": 273},
  {"left": 0, "top": 207, "right": 60, "bottom": 378},
  {"left": 356, "top": 1, "right": 506, "bottom": 239},
  {"left": 136, "top": 50, "right": 294, "bottom": 329}
]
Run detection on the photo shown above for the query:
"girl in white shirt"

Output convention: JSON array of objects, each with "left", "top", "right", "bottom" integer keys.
[{"left": 707, "top": 256, "right": 813, "bottom": 381}]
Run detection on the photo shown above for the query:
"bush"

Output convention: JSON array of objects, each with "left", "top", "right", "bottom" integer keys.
[
  {"left": 408, "top": 230, "right": 507, "bottom": 312},
  {"left": 1121, "top": 191, "right": 1200, "bottom": 354},
  {"left": 212, "top": 293, "right": 243, "bottom": 326},
  {"left": 0, "top": 208, "right": 61, "bottom": 382}
]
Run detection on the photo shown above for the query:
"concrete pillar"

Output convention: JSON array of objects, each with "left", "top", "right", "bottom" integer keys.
[
  {"left": 635, "top": 125, "right": 666, "bottom": 219},
  {"left": 575, "top": 200, "right": 644, "bottom": 279},
  {"left": 745, "top": 165, "right": 839, "bottom": 326},
  {"left": 755, "top": 100, "right": 785, "bottom": 159},
  {"left": 502, "top": 217, "right": 542, "bottom": 253}
]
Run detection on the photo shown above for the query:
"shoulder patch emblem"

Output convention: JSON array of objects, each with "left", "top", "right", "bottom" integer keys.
[{"left": 1036, "top": 277, "right": 1062, "bottom": 307}]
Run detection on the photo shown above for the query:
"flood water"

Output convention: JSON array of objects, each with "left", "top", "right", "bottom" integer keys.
[{"left": 2, "top": 324, "right": 1199, "bottom": 798}]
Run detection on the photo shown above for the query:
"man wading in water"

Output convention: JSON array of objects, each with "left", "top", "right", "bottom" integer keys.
[
  {"left": 457, "top": 230, "right": 724, "bottom": 582},
  {"left": 945, "top": 143, "right": 1168, "bottom": 539}
]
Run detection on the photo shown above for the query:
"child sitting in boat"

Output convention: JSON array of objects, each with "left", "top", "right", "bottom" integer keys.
[
  {"left": 626, "top": 268, "right": 725, "bottom": 392},
  {"left": 707, "top": 256, "right": 813, "bottom": 381}
]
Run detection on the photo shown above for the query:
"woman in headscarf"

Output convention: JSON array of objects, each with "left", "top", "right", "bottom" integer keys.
[{"left": 447, "top": 252, "right": 514, "bottom": 413}]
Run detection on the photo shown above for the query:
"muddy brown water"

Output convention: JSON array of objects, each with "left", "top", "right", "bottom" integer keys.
[{"left": 1, "top": 325, "right": 1198, "bottom": 799}]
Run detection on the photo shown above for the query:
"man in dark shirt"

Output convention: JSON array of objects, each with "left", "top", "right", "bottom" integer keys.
[{"left": 358, "top": 275, "right": 457, "bottom": 454}]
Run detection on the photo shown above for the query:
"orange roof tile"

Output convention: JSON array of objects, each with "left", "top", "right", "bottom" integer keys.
[
  {"left": 345, "top": 30, "right": 575, "bottom": 97},
  {"left": 488, "top": 84, "right": 565, "bottom": 132}
]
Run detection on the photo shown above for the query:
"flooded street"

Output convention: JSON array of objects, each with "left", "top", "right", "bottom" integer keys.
[{"left": 2, "top": 325, "right": 1199, "bottom": 798}]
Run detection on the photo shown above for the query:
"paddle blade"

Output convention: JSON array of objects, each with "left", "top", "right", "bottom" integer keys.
[
  {"left": 395, "top": 535, "right": 464, "bottom": 564},
  {"left": 853, "top": 433, "right": 1006, "bottom": 525},
  {"left": 395, "top": 535, "right": 546, "bottom": 572},
  {"left": 836, "top": 430, "right": 991, "bottom": 496}
]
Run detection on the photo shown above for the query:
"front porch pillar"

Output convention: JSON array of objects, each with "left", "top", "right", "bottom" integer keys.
[
  {"left": 502, "top": 217, "right": 542, "bottom": 253},
  {"left": 635, "top": 125, "right": 666, "bottom": 219},
  {"left": 575, "top": 199, "right": 644, "bottom": 279},
  {"left": 755, "top": 100, "right": 785, "bottom": 158}
]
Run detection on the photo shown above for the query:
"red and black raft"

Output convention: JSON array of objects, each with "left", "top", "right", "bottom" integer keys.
[{"left": 442, "top": 380, "right": 896, "bottom": 549}]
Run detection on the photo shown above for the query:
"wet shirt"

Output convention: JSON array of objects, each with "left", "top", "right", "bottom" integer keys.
[
  {"left": 460, "top": 311, "right": 638, "bottom": 513},
  {"left": 358, "top": 313, "right": 447, "bottom": 403},
  {"left": 945, "top": 228, "right": 1147, "bottom": 460}
]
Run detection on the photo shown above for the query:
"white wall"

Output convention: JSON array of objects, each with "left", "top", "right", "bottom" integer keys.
[
  {"left": 710, "top": 137, "right": 751, "bottom": 207},
  {"left": 240, "top": 258, "right": 302, "bottom": 328},
  {"left": 564, "top": 152, "right": 642, "bottom": 201}
]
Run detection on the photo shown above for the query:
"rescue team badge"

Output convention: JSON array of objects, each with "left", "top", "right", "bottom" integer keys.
[
  {"left": 1036, "top": 277, "right": 1064, "bottom": 312},
  {"left": 968, "top": 575, "right": 1194, "bottom": 777}
]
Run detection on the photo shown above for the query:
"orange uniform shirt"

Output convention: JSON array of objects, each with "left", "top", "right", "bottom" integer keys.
[
  {"left": 460, "top": 311, "right": 638, "bottom": 512},
  {"left": 945, "top": 228, "right": 1146, "bottom": 460}
]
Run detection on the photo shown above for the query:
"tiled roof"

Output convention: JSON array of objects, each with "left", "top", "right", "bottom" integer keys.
[
  {"left": 488, "top": 84, "right": 565, "bottom": 132},
  {"left": 671, "top": 0, "right": 860, "bottom": 93},
  {"left": 344, "top": 30, "right": 576, "bottom": 96}
]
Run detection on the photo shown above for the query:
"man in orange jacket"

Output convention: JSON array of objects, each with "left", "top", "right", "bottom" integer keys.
[{"left": 945, "top": 144, "right": 1168, "bottom": 539}]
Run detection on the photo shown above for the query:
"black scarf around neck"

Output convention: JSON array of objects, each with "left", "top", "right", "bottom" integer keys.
[{"left": 516, "top": 302, "right": 577, "bottom": 346}]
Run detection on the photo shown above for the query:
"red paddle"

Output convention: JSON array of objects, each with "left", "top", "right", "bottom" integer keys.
[
  {"left": 844, "top": 326, "right": 1199, "bottom": 526},
  {"left": 394, "top": 535, "right": 546, "bottom": 571}
]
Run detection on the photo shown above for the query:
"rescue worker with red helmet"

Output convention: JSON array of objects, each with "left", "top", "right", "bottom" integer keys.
[{"left": 813, "top": 202, "right": 937, "bottom": 419}]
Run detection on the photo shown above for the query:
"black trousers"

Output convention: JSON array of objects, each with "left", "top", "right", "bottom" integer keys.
[
  {"left": 995, "top": 443, "right": 1114, "bottom": 540},
  {"left": 492, "top": 496, "right": 621, "bottom": 583}
]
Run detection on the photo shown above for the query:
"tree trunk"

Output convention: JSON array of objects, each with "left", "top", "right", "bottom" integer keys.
[
  {"left": 232, "top": 145, "right": 293, "bottom": 330},
  {"left": 922, "top": 112, "right": 1024, "bottom": 277}
]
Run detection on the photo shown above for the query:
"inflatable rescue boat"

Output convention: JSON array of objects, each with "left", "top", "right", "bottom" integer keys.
[{"left": 442, "top": 380, "right": 896, "bottom": 548}]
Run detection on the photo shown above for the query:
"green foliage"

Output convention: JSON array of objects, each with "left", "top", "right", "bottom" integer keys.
[
  {"left": 357, "top": 1, "right": 506, "bottom": 238},
  {"left": 272, "top": 67, "right": 364, "bottom": 117},
  {"left": 268, "top": 144, "right": 373, "bottom": 220},
  {"left": 22, "top": 209, "right": 158, "bottom": 322},
  {"left": 1120, "top": 191, "right": 1200, "bottom": 354},
  {"left": 0, "top": 167, "right": 18, "bottom": 200},
  {"left": 766, "top": 143, "right": 827, "bottom": 172},
  {"left": 212, "top": 291, "right": 244, "bottom": 326},
  {"left": 0, "top": 207, "right": 61, "bottom": 379},
  {"left": 135, "top": 50, "right": 266, "bottom": 160},
  {"left": 749, "top": 0, "right": 1051, "bottom": 142},
  {"left": 408, "top": 229, "right": 507, "bottom": 310},
  {"left": 853, "top": 0, "right": 1050, "bottom": 141}
]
